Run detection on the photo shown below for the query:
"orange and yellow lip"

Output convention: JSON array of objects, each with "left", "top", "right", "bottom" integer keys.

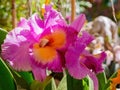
[
  {"left": 110, "top": 70, "right": 120, "bottom": 90},
  {"left": 33, "top": 30, "right": 66, "bottom": 64}
]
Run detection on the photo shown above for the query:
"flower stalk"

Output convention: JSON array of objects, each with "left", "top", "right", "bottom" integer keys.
[
  {"left": 11, "top": 0, "right": 16, "bottom": 28},
  {"left": 71, "top": 0, "right": 76, "bottom": 22}
]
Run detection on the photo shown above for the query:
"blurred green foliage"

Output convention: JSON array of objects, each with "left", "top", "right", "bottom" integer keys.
[
  {"left": 0, "top": 0, "right": 28, "bottom": 30},
  {"left": 0, "top": 0, "right": 120, "bottom": 31},
  {"left": 0, "top": 0, "right": 11, "bottom": 30},
  {"left": 0, "top": 0, "right": 62, "bottom": 31},
  {"left": 0, "top": 0, "right": 44, "bottom": 31}
]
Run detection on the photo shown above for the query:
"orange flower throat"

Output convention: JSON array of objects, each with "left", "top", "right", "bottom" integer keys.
[{"left": 33, "top": 30, "right": 66, "bottom": 64}]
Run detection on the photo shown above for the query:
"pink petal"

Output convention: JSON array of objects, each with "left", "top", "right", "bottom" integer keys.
[
  {"left": 44, "top": 5, "right": 66, "bottom": 29},
  {"left": 17, "top": 18, "right": 30, "bottom": 30},
  {"left": 1, "top": 14, "right": 44, "bottom": 71},
  {"left": 65, "top": 43, "right": 99, "bottom": 90},
  {"left": 47, "top": 53, "right": 63, "bottom": 72},
  {"left": 80, "top": 51, "right": 106, "bottom": 74},
  {"left": 88, "top": 71, "right": 98, "bottom": 90},
  {"left": 98, "top": 52, "right": 107, "bottom": 64},
  {"left": 18, "top": 14, "right": 44, "bottom": 40},
  {"left": 70, "top": 14, "right": 86, "bottom": 32},
  {"left": 65, "top": 31, "right": 94, "bottom": 79},
  {"left": 78, "top": 31, "right": 94, "bottom": 45},
  {"left": 28, "top": 13, "right": 44, "bottom": 36},
  {"left": 1, "top": 28, "right": 35, "bottom": 71},
  {"left": 40, "top": 25, "right": 79, "bottom": 51},
  {"left": 32, "top": 63, "right": 46, "bottom": 81},
  {"left": 65, "top": 40, "right": 89, "bottom": 79},
  {"left": 2, "top": 41, "right": 31, "bottom": 71},
  {"left": 65, "top": 27, "right": 78, "bottom": 48}
]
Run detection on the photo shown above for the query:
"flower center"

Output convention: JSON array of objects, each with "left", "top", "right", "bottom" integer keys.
[
  {"left": 39, "top": 38, "right": 49, "bottom": 47},
  {"left": 33, "top": 30, "right": 66, "bottom": 64},
  {"left": 42, "top": 30, "right": 66, "bottom": 49}
]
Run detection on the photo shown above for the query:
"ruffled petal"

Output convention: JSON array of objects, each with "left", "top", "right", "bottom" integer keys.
[
  {"left": 2, "top": 42, "right": 32, "bottom": 71},
  {"left": 65, "top": 31, "right": 94, "bottom": 79},
  {"left": 80, "top": 51, "right": 106, "bottom": 74},
  {"left": 1, "top": 14, "right": 44, "bottom": 71},
  {"left": 28, "top": 13, "right": 44, "bottom": 36},
  {"left": 32, "top": 63, "right": 46, "bottom": 81},
  {"left": 65, "top": 39, "right": 89, "bottom": 79},
  {"left": 70, "top": 14, "right": 86, "bottom": 32},
  {"left": 44, "top": 5, "right": 66, "bottom": 29},
  {"left": 18, "top": 14, "right": 44, "bottom": 40},
  {"left": 47, "top": 52, "right": 63, "bottom": 72},
  {"left": 17, "top": 18, "right": 30, "bottom": 30},
  {"left": 1, "top": 27, "right": 35, "bottom": 71},
  {"left": 65, "top": 42, "right": 99, "bottom": 90}
]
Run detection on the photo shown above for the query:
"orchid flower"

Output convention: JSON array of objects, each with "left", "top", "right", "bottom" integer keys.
[
  {"left": 1, "top": 5, "right": 86, "bottom": 81},
  {"left": 110, "top": 69, "right": 120, "bottom": 90},
  {"left": 65, "top": 31, "right": 106, "bottom": 90}
]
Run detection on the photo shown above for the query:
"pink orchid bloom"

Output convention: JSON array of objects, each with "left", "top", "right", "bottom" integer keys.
[
  {"left": 65, "top": 31, "right": 106, "bottom": 90},
  {"left": 1, "top": 5, "right": 86, "bottom": 81}
]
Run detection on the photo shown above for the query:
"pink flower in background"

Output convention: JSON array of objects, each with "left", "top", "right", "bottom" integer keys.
[
  {"left": 65, "top": 31, "right": 106, "bottom": 90},
  {"left": 1, "top": 5, "right": 86, "bottom": 81}
]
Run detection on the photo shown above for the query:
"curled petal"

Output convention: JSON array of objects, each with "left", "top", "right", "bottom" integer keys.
[
  {"left": 65, "top": 31, "right": 99, "bottom": 86},
  {"left": 70, "top": 14, "right": 86, "bottom": 32},
  {"left": 80, "top": 51, "right": 106, "bottom": 74},
  {"left": 65, "top": 31, "right": 94, "bottom": 75},
  {"left": 88, "top": 71, "right": 98, "bottom": 90},
  {"left": 97, "top": 52, "right": 107, "bottom": 64},
  {"left": 65, "top": 40, "right": 89, "bottom": 79},
  {"left": 65, "top": 42, "right": 99, "bottom": 90}
]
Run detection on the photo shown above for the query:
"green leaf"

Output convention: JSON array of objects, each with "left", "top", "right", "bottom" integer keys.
[
  {"left": 57, "top": 75, "right": 67, "bottom": 90},
  {"left": 45, "top": 78, "right": 57, "bottom": 90},
  {"left": 0, "top": 58, "right": 16, "bottom": 90},
  {"left": 30, "top": 80, "right": 44, "bottom": 90},
  {"left": 97, "top": 72, "right": 107, "bottom": 90},
  {"left": 67, "top": 73, "right": 84, "bottom": 90},
  {"left": 44, "top": 80, "right": 52, "bottom": 90},
  {"left": 104, "top": 71, "right": 117, "bottom": 90},
  {"left": 11, "top": 70, "right": 30, "bottom": 90},
  {"left": 31, "top": 76, "right": 53, "bottom": 90},
  {"left": 0, "top": 28, "right": 7, "bottom": 52},
  {"left": 0, "top": 28, "right": 7, "bottom": 46},
  {"left": 18, "top": 71, "right": 33, "bottom": 85},
  {"left": 87, "top": 76, "right": 94, "bottom": 90},
  {"left": 51, "top": 78, "right": 57, "bottom": 90}
]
